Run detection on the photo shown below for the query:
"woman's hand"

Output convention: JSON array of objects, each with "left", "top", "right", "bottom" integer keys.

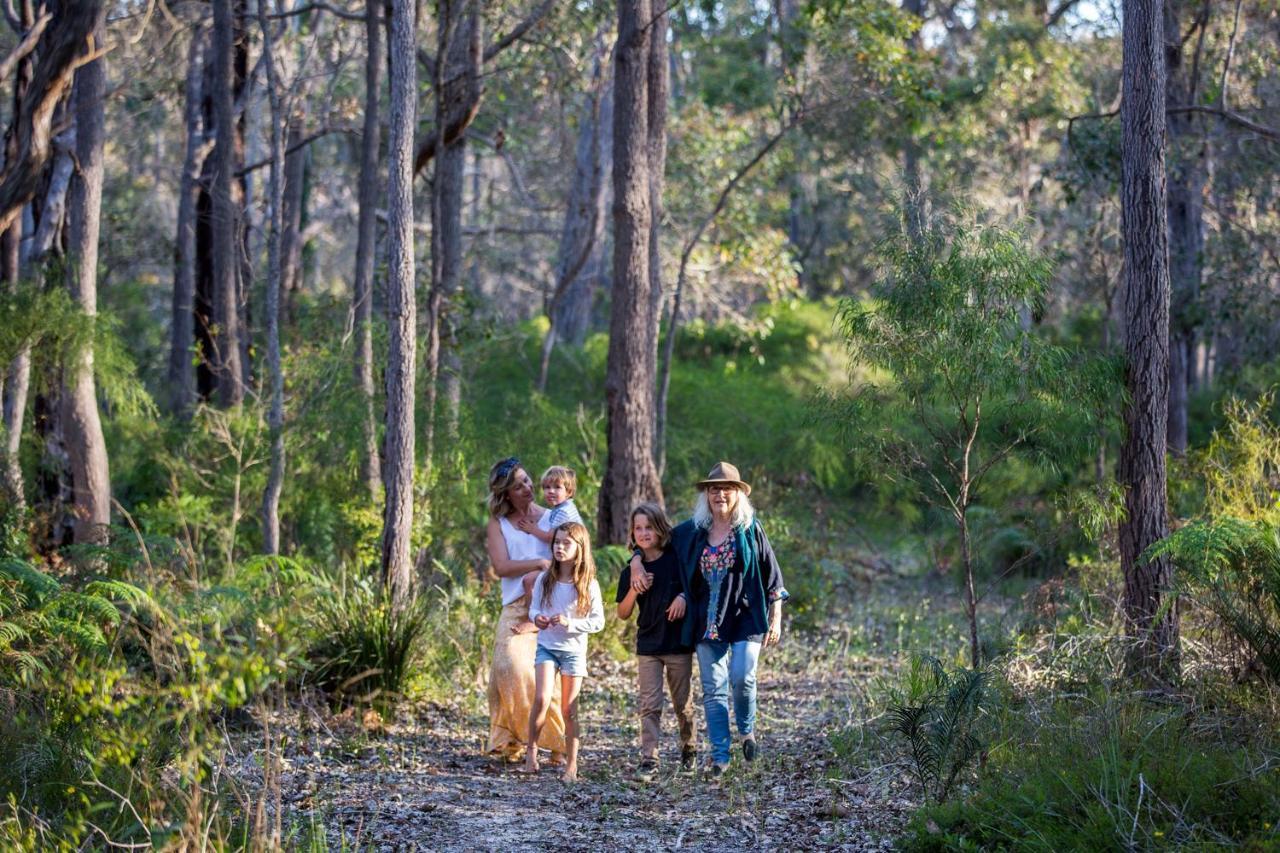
[
  {"left": 534, "top": 615, "right": 551, "bottom": 629},
  {"left": 552, "top": 614, "right": 569, "bottom": 627},
  {"left": 666, "top": 594, "right": 686, "bottom": 621},
  {"left": 764, "top": 602, "right": 783, "bottom": 647}
]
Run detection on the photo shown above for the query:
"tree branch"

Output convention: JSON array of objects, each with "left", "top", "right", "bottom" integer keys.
[
  {"left": 236, "top": 126, "right": 357, "bottom": 177},
  {"left": 269, "top": 1, "right": 365, "bottom": 22},
  {"left": 1168, "top": 105, "right": 1280, "bottom": 141},
  {"left": 483, "top": 0, "right": 556, "bottom": 62},
  {"left": 0, "top": 9, "right": 49, "bottom": 82}
]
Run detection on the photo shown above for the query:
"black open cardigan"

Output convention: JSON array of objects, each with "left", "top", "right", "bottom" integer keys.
[{"left": 671, "top": 517, "right": 787, "bottom": 646}]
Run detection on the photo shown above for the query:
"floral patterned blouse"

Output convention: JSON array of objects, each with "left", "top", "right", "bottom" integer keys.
[{"left": 699, "top": 535, "right": 737, "bottom": 641}]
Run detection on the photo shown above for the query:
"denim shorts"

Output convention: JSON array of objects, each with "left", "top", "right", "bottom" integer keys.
[{"left": 534, "top": 644, "right": 587, "bottom": 677}]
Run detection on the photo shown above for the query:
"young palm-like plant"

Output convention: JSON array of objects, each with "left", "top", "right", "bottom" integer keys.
[{"left": 886, "top": 655, "right": 994, "bottom": 803}]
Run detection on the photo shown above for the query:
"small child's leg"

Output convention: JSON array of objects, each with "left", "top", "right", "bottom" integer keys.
[
  {"left": 523, "top": 662, "right": 556, "bottom": 773},
  {"left": 561, "top": 673, "right": 584, "bottom": 782}
]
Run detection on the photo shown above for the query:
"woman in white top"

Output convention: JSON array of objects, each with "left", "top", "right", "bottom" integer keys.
[{"left": 484, "top": 457, "right": 566, "bottom": 762}]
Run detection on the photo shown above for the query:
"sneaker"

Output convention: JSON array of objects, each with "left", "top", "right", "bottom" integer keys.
[
  {"left": 680, "top": 748, "right": 697, "bottom": 772},
  {"left": 708, "top": 762, "right": 728, "bottom": 778},
  {"left": 742, "top": 737, "right": 758, "bottom": 762}
]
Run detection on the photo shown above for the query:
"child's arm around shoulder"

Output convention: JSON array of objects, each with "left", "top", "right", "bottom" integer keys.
[{"left": 616, "top": 566, "right": 640, "bottom": 620}]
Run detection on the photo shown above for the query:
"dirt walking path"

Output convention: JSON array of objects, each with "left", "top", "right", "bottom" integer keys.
[{"left": 235, "top": 629, "right": 914, "bottom": 851}]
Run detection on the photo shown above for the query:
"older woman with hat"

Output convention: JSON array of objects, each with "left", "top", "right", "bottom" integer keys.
[{"left": 632, "top": 462, "right": 787, "bottom": 776}]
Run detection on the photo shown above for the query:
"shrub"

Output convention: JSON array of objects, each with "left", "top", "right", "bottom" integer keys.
[
  {"left": 885, "top": 655, "right": 997, "bottom": 804},
  {"left": 1149, "top": 517, "right": 1280, "bottom": 680},
  {"left": 306, "top": 568, "right": 432, "bottom": 703}
]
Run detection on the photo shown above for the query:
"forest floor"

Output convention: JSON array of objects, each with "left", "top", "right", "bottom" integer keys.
[{"left": 225, "top": 612, "right": 922, "bottom": 852}]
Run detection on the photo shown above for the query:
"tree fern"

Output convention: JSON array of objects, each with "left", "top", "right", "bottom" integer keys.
[{"left": 1148, "top": 517, "right": 1280, "bottom": 679}]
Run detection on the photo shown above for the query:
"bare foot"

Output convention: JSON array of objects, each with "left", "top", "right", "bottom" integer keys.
[
  {"left": 518, "top": 753, "right": 540, "bottom": 775},
  {"left": 510, "top": 620, "right": 538, "bottom": 635},
  {"left": 563, "top": 765, "right": 578, "bottom": 783},
  {"left": 545, "top": 751, "right": 567, "bottom": 767}
]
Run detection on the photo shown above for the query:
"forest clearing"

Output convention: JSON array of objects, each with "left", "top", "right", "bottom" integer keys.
[{"left": 1, "top": 0, "right": 1279, "bottom": 849}]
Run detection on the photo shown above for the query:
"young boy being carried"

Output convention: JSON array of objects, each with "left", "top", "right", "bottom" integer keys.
[{"left": 511, "top": 466, "right": 586, "bottom": 634}]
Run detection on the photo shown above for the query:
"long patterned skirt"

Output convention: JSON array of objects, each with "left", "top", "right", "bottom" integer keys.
[{"left": 487, "top": 599, "right": 566, "bottom": 758}]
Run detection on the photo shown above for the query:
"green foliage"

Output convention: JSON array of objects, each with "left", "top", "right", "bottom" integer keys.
[
  {"left": 0, "top": 558, "right": 151, "bottom": 684},
  {"left": 306, "top": 568, "right": 432, "bottom": 703},
  {"left": 1151, "top": 519, "right": 1280, "bottom": 680},
  {"left": 901, "top": 693, "right": 1280, "bottom": 851},
  {"left": 884, "top": 655, "right": 996, "bottom": 804}
]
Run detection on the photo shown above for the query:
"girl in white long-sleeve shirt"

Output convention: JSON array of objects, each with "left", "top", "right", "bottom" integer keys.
[{"left": 524, "top": 521, "right": 604, "bottom": 781}]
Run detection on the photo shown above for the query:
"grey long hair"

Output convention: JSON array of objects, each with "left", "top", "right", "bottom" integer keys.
[{"left": 693, "top": 489, "right": 756, "bottom": 530}]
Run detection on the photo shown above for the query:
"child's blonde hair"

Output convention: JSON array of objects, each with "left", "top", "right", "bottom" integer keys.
[
  {"left": 541, "top": 521, "right": 597, "bottom": 617},
  {"left": 540, "top": 465, "right": 577, "bottom": 497},
  {"left": 629, "top": 501, "right": 673, "bottom": 550}
]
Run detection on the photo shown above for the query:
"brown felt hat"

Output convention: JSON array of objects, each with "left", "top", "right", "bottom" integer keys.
[{"left": 696, "top": 461, "right": 751, "bottom": 496}]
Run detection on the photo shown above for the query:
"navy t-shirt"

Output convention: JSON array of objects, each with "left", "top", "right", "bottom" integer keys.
[{"left": 615, "top": 549, "right": 691, "bottom": 656}]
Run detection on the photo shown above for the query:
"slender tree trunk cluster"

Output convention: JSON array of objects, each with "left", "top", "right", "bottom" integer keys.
[
  {"left": 598, "top": 0, "right": 667, "bottom": 544},
  {"left": 1119, "top": 0, "right": 1180, "bottom": 684}
]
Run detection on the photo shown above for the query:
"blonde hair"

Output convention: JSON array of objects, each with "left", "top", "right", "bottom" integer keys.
[
  {"left": 540, "top": 465, "right": 577, "bottom": 497},
  {"left": 629, "top": 502, "right": 673, "bottom": 550},
  {"left": 487, "top": 457, "right": 525, "bottom": 518},
  {"left": 540, "top": 521, "right": 597, "bottom": 617},
  {"left": 693, "top": 488, "right": 755, "bottom": 530}
]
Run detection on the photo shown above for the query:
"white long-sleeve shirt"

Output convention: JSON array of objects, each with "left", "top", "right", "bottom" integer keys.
[{"left": 529, "top": 573, "right": 605, "bottom": 654}]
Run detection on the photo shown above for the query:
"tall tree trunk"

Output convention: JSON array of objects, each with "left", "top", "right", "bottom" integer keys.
[
  {"left": 259, "top": 0, "right": 286, "bottom": 557},
  {"left": 425, "top": 0, "right": 481, "bottom": 465},
  {"left": 554, "top": 79, "right": 612, "bottom": 349},
  {"left": 600, "top": 0, "right": 664, "bottom": 544},
  {"left": 1, "top": 8, "right": 34, "bottom": 512},
  {"left": 281, "top": 117, "right": 308, "bottom": 324},
  {"left": 1163, "top": 0, "right": 1206, "bottom": 458},
  {"left": 1119, "top": 0, "right": 1179, "bottom": 683},
  {"left": 169, "top": 28, "right": 206, "bottom": 416},
  {"left": 354, "top": 0, "right": 383, "bottom": 505},
  {"left": 210, "top": 0, "right": 244, "bottom": 405},
  {"left": 62, "top": 7, "right": 110, "bottom": 545},
  {"left": 538, "top": 36, "right": 611, "bottom": 391},
  {"left": 234, "top": 0, "right": 253, "bottom": 397},
  {"left": 901, "top": 0, "right": 929, "bottom": 242},
  {"left": 381, "top": 0, "right": 417, "bottom": 604},
  {"left": 646, "top": 6, "right": 668, "bottom": 379}
]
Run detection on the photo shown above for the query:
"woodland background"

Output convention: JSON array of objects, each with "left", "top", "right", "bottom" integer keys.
[{"left": 0, "top": 0, "right": 1279, "bottom": 848}]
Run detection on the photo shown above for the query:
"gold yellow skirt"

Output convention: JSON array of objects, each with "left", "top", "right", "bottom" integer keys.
[{"left": 487, "top": 599, "right": 566, "bottom": 757}]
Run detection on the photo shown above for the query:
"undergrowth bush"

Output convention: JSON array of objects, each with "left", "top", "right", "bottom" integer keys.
[
  {"left": 884, "top": 655, "right": 998, "bottom": 804},
  {"left": 901, "top": 690, "right": 1280, "bottom": 850}
]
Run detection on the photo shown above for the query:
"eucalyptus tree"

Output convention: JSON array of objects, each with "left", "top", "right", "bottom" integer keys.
[
  {"left": 353, "top": 0, "right": 382, "bottom": 503},
  {"left": 381, "top": 0, "right": 417, "bottom": 604},
  {"left": 62, "top": 5, "right": 110, "bottom": 545},
  {"left": 599, "top": 0, "right": 666, "bottom": 544},
  {"left": 1119, "top": 0, "right": 1179, "bottom": 682}
]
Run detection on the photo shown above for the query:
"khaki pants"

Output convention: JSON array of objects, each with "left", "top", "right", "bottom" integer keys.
[{"left": 637, "top": 653, "right": 696, "bottom": 760}]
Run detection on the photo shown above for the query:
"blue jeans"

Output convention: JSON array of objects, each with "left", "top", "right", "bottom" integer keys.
[{"left": 696, "top": 639, "right": 761, "bottom": 764}]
